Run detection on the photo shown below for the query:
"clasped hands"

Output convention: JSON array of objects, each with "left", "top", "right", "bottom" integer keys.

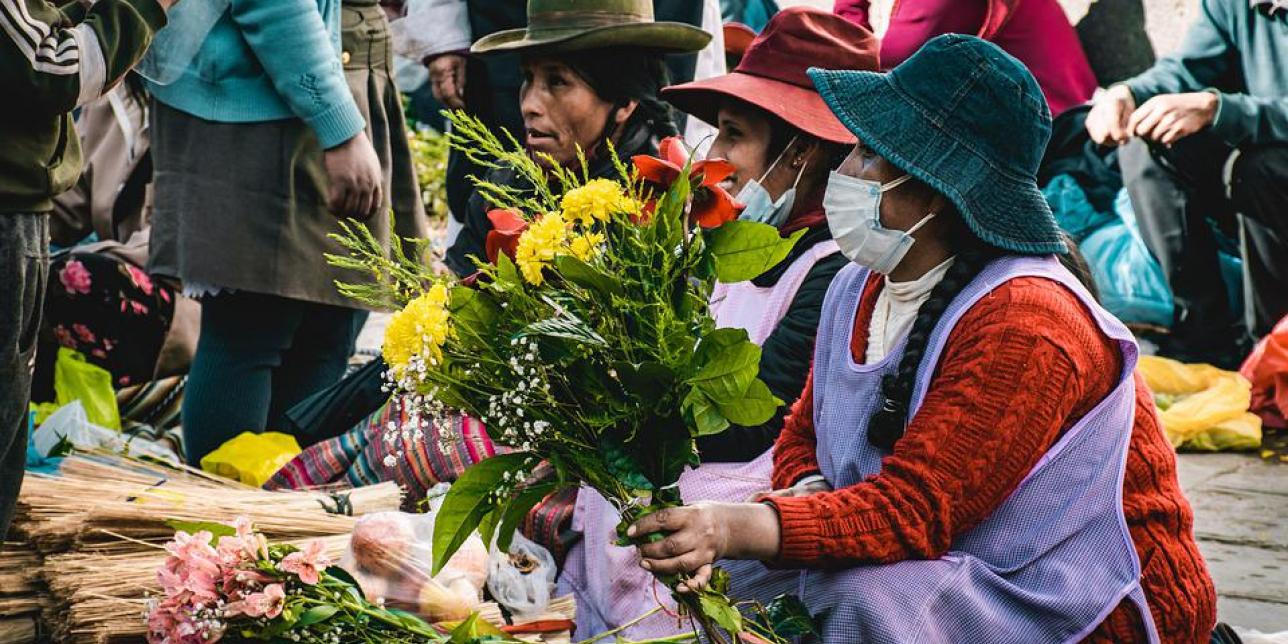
[{"left": 1086, "top": 85, "right": 1219, "bottom": 147}]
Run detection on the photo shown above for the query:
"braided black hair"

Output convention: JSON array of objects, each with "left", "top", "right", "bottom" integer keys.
[
  {"left": 557, "top": 47, "right": 679, "bottom": 156},
  {"left": 867, "top": 237, "right": 999, "bottom": 451}
]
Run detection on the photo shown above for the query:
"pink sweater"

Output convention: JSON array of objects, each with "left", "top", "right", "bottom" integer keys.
[{"left": 835, "top": 0, "right": 1098, "bottom": 116}]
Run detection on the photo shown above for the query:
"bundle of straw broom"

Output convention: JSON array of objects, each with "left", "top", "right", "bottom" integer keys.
[{"left": 10, "top": 453, "right": 401, "bottom": 643}]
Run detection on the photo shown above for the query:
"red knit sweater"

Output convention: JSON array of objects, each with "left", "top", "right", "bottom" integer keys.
[{"left": 767, "top": 275, "right": 1216, "bottom": 643}]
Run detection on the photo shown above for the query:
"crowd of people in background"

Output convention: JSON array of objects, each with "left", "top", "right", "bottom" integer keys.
[{"left": 2, "top": 0, "right": 1285, "bottom": 641}]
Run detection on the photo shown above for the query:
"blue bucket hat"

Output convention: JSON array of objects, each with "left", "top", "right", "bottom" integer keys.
[{"left": 808, "top": 34, "right": 1065, "bottom": 255}]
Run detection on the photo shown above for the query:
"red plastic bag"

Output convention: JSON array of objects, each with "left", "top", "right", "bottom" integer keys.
[{"left": 1241, "top": 315, "right": 1288, "bottom": 430}]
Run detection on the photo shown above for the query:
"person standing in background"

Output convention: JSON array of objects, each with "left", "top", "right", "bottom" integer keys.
[
  {"left": 835, "top": 0, "right": 1098, "bottom": 116},
  {"left": 0, "top": 0, "right": 172, "bottom": 540},
  {"left": 1085, "top": 0, "right": 1287, "bottom": 368},
  {"left": 145, "top": 0, "right": 393, "bottom": 464}
]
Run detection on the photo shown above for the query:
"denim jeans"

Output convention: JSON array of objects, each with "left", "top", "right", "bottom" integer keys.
[{"left": 0, "top": 214, "right": 48, "bottom": 540}]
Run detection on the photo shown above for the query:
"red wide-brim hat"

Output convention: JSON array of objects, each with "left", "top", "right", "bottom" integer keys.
[{"left": 663, "top": 7, "right": 880, "bottom": 146}]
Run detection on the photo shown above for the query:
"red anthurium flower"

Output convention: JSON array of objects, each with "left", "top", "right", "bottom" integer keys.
[
  {"left": 631, "top": 137, "right": 744, "bottom": 228},
  {"left": 485, "top": 208, "right": 527, "bottom": 263}
]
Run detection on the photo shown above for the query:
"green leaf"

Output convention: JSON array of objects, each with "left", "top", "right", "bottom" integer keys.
[
  {"left": 761, "top": 594, "right": 820, "bottom": 638},
  {"left": 698, "top": 592, "right": 743, "bottom": 634},
  {"left": 446, "top": 613, "right": 516, "bottom": 643},
  {"left": 323, "top": 565, "right": 366, "bottom": 602},
  {"left": 450, "top": 286, "right": 499, "bottom": 348},
  {"left": 48, "top": 433, "right": 74, "bottom": 457},
  {"left": 432, "top": 453, "right": 532, "bottom": 575},
  {"left": 682, "top": 387, "right": 730, "bottom": 437},
  {"left": 164, "top": 520, "right": 237, "bottom": 543},
  {"left": 612, "top": 361, "right": 676, "bottom": 403},
  {"left": 686, "top": 328, "right": 762, "bottom": 404},
  {"left": 713, "top": 378, "right": 783, "bottom": 427},
  {"left": 517, "top": 316, "right": 608, "bottom": 348},
  {"left": 494, "top": 253, "right": 521, "bottom": 287},
  {"left": 296, "top": 605, "right": 339, "bottom": 628},
  {"left": 705, "top": 221, "right": 805, "bottom": 283},
  {"left": 554, "top": 254, "right": 621, "bottom": 298},
  {"left": 598, "top": 433, "right": 653, "bottom": 491},
  {"left": 496, "top": 482, "right": 559, "bottom": 552}
]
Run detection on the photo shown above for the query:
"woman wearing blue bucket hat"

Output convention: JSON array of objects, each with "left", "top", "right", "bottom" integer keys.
[{"left": 627, "top": 35, "right": 1216, "bottom": 642}]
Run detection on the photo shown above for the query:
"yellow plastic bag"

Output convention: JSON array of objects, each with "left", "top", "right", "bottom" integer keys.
[
  {"left": 1138, "top": 355, "right": 1262, "bottom": 451},
  {"left": 200, "top": 431, "right": 302, "bottom": 487},
  {"left": 54, "top": 347, "right": 121, "bottom": 431}
]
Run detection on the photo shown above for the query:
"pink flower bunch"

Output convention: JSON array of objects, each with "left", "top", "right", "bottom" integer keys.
[
  {"left": 149, "top": 530, "right": 225, "bottom": 643},
  {"left": 147, "top": 517, "right": 337, "bottom": 644}
]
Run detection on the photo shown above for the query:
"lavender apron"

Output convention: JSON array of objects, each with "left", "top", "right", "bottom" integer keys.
[
  {"left": 556, "top": 244, "right": 839, "bottom": 639},
  {"left": 765, "top": 255, "right": 1160, "bottom": 643}
]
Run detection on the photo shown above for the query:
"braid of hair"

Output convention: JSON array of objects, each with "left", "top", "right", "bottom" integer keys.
[{"left": 868, "top": 243, "right": 998, "bottom": 451}]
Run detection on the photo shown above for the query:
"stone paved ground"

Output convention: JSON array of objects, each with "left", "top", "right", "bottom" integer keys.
[{"left": 1178, "top": 452, "right": 1288, "bottom": 633}]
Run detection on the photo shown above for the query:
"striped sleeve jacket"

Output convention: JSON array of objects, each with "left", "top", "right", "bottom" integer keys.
[{"left": 0, "top": 0, "right": 165, "bottom": 214}]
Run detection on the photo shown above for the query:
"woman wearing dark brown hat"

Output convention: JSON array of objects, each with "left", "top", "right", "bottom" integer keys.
[
  {"left": 555, "top": 9, "right": 881, "bottom": 639},
  {"left": 443, "top": 0, "right": 712, "bottom": 276}
]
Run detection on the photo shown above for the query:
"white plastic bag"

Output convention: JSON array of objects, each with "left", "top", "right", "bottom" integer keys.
[
  {"left": 34, "top": 401, "right": 180, "bottom": 465},
  {"left": 486, "top": 531, "right": 556, "bottom": 621}
]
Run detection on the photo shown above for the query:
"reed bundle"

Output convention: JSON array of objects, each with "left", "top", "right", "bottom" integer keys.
[{"left": 9, "top": 454, "right": 401, "bottom": 642}]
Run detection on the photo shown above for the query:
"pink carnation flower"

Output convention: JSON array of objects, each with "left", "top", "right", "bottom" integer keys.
[
  {"left": 280, "top": 540, "right": 332, "bottom": 585},
  {"left": 59, "top": 259, "right": 92, "bottom": 295}
]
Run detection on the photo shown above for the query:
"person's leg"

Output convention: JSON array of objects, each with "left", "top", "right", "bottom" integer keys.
[
  {"left": 1120, "top": 135, "right": 1239, "bottom": 362},
  {"left": 265, "top": 303, "right": 364, "bottom": 432},
  {"left": 1230, "top": 144, "right": 1288, "bottom": 339},
  {"left": 0, "top": 214, "right": 49, "bottom": 539},
  {"left": 181, "top": 292, "right": 303, "bottom": 463}
]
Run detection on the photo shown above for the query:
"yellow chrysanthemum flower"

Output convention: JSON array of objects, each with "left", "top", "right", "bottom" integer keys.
[
  {"left": 383, "top": 283, "right": 452, "bottom": 374},
  {"left": 515, "top": 212, "right": 569, "bottom": 286},
  {"left": 560, "top": 178, "right": 635, "bottom": 226},
  {"left": 568, "top": 231, "right": 606, "bottom": 262}
]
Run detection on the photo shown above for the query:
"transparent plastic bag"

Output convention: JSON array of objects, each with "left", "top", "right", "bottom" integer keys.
[
  {"left": 486, "top": 531, "right": 557, "bottom": 621},
  {"left": 135, "top": 0, "right": 231, "bottom": 85},
  {"left": 341, "top": 509, "right": 488, "bottom": 623}
]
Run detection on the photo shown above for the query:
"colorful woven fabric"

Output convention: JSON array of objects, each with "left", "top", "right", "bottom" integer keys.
[{"left": 266, "top": 396, "right": 580, "bottom": 558}]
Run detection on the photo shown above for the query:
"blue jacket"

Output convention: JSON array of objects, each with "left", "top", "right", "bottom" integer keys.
[
  {"left": 1125, "top": 0, "right": 1288, "bottom": 146},
  {"left": 148, "top": 0, "right": 364, "bottom": 149}
]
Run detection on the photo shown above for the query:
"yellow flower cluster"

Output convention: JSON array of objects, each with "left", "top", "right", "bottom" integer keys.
[
  {"left": 515, "top": 212, "right": 569, "bottom": 286},
  {"left": 383, "top": 283, "right": 451, "bottom": 375},
  {"left": 568, "top": 231, "right": 606, "bottom": 262},
  {"left": 560, "top": 178, "right": 638, "bottom": 226}
]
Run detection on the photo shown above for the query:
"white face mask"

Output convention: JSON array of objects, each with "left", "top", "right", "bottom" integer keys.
[
  {"left": 735, "top": 136, "right": 805, "bottom": 228},
  {"left": 824, "top": 171, "right": 937, "bottom": 275}
]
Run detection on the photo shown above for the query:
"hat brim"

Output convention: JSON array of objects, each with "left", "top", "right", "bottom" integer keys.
[
  {"left": 663, "top": 73, "right": 856, "bottom": 145},
  {"left": 808, "top": 67, "right": 1066, "bottom": 255},
  {"left": 471, "top": 22, "right": 712, "bottom": 55}
]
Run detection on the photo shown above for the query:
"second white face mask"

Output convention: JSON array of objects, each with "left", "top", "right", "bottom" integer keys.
[
  {"left": 824, "top": 171, "right": 936, "bottom": 275},
  {"left": 736, "top": 137, "right": 804, "bottom": 228}
]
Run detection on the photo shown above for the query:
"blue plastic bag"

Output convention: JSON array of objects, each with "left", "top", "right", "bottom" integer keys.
[{"left": 1043, "top": 176, "right": 1174, "bottom": 328}]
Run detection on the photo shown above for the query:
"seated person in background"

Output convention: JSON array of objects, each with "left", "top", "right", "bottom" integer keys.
[
  {"left": 834, "top": 0, "right": 1098, "bottom": 117},
  {"left": 1085, "top": 0, "right": 1287, "bottom": 368},
  {"left": 31, "top": 79, "right": 198, "bottom": 405}
]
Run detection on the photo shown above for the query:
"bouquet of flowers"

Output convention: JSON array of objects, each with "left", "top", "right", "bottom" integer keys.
[
  {"left": 329, "top": 112, "right": 811, "bottom": 642},
  {"left": 145, "top": 517, "right": 506, "bottom": 644}
]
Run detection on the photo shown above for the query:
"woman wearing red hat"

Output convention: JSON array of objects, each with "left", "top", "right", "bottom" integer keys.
[{"left": 554, "top": 8, "right": 882, "bottom": 640}]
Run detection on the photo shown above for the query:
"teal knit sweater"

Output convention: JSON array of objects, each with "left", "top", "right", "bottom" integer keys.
[
  {"left": 147, "top": 0, "right": 364, "bottom": 150},
  {"left": 1126, "top": 0, "right": 1288, "bottom": 146}
]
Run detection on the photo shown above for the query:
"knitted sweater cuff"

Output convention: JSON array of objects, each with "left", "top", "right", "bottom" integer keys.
[
  {"left": 308, "top": 99, "right": 367, "bottom": 150},
  {"left": 764, "top": 495, "right": 825, "bottom": 565}
]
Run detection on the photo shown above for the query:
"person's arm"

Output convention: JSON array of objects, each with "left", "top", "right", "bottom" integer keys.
[
  {"left": 770, "top": 372, "right": 822, "bottom": 491},
  {"left": 1208, "top": 89, "right": 1288, "bottom": 146},
  {"left": 229, "top": 0, "right": 364, "bottom": 150},
  {"left": 389, "top": 0, "right": 470, "bottom": 62},
  {"left": 0, "top": 0, "right": 167, "bottom": 113},
  {"left": 833, "top": 0, "right": 875, "bottom": 31},
  {"left": 876, "top": 0, "right": 988, "bottom": 69},
  {"left": 764, "top": 280, "right": 1116, "bottom": 567},
  {"left": 1123, "top": 0, "right": 1234, "bottom": 104},
  {"left": 697, "top": 254, "right": 848, "bottom": 462}
]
